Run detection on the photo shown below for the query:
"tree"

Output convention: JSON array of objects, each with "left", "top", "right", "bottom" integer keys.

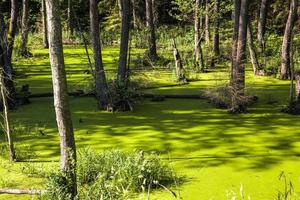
[
  {"left": 204, "top": 0, "right": 210, "bottom": 44},
  {"left": 194, "top": 0, "right": 205, "bottom": 72},
  {"left": 45, "top": 0, "right": 77, "bottom": 197},
  {"left": 8, "top": 0, "right": 19, "bottom": 62},
  {"left": 230, "top": 0, "right": 249, "bottom": 113},
  {"left": 146, "top": 0, "right": 158, "bottom": 61},
  {"left": 0, "top": 13, "right": 15, "bottom": 108},
  {"left": 279, "top": 0, "right": 297, "bottom": 80},
  {"left": 247, "top": 21, "right": 261, "bottom": 75},
  {"left": 20, "top": 0, "right": 31, "bottom": 57},
  {"left": 213, "top": 0, "right": 220, "bottom": 57},
  {"left": 41, "top": 0, "right": 48, "bottom": 48},
  {"left": 90, "top": 0, "right": 110, "bottom": 110},
  {"left": 67, "top": 0, "right": 74, "bottom": 36},
  {"left": 257, "top": 0, "right": 268, "bottom": 52},
  {"left": 117, "top": 0, "right": 131, "bottom": 85}
]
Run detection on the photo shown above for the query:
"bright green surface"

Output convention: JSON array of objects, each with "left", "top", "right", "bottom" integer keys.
[{"left": 1, "top": 46, "right": 300, "bottom": 199}]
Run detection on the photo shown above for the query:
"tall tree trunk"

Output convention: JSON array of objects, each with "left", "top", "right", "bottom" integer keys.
[
  {"left": 146, "top": 0, "right": 158, "bottom": 60},
  {"left": 280, "top": 0, "right": 297, "bottom": 80},
  {"left": 8, "top": 0, "right": 18, "bottom": 62},
  {"left": 0, "top": 70, "right": 16, "bottom": 161},
  {"left": 0, "top": 14, "right": 16, "bottom": 108},
  {"left": 194, "top": 0, "right": 205, "bottom": 72},
  {"left": 117, "top": 0, "right": 131, "bottom": 84},
  {"left": 257, "top": 0, "right": 268, "bottom": 52},
  {"left": 247, "top": 21, "right": 261, "bottom": 75},
  {"left": 20, "top": 0, "right": 31, "bottom": 57},
  {"left": 231, "top": 0, "right": 241, "bottom": 79},
  {"left": 45, "top": 0, "right": 77, "bottom": 198},
  {"left": 131, "top": 0, "right": 138, "bottom": 28},
  {"left": 230, "top": 0, "right": 248, "bottom": 113},
  {"left": 213, "top": 0, "right": 220, "bottom": 57},
  {"left": 205, "top": 0, "right": 210, "bottom": 44},
  {"left": 41, "top": 0, "right": 48, "bottom": 48},
  {"left": 67, "top": 0, "right": 74, "bottom": 36},
  {"left": 90, "top": 0, "right": 110, "bottom": 110}
]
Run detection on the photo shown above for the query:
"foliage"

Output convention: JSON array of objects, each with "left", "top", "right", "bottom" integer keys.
[{"left": 44, "top": 148, "right": 179, "bottom": 200}]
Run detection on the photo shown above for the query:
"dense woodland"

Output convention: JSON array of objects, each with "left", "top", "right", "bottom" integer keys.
[{"left": 0, "top": 0, "right": 300, "bottom": 199}]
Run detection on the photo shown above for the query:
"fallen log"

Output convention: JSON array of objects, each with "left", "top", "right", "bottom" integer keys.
[{"left": 0, "top": 188, "right": 46, "bottom": 195}]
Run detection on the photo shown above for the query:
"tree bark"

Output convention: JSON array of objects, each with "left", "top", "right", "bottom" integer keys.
[
  {"left": 131, "top": 0, "right": 138, "bottom": 28},
  {"left": 280, "top": 0, "right": 297, "bottom": 80},
  {"left": 20, "top": 0, "right": 30, "bottom": 57},
  {"left": 67, "top": 0, "right": 74, "bottom": 36},
  {"left": 41, "top": 0, "right": 48, "bottom": 48},
  {"left": 45, "top": 0, "right": 77, "bottom": 198},
  {"left": 0, "top": 14, "right": 16, "bottom": 107},
  {"left": 117, "top": 0, "right": 131, "bottom": 84},
  {"left": 172, "top": 38, "right": 186, "bottom": 83},
  {"left": 247, "top": 21, "right": 261, "bottom": 76},
  {"left": 8, "top": 0, "right": 18, "bottom": 62},
  {"left": 295, "top": 72, "right": 300, "bottom": 103},
  {"left": 146, "top": 0, "right": 158, "bottom": 61},
  {"left": 213, "top": 0, "right": 220, "bottom": 57},
  {"left": 257, "top": 0, "right": 268, "bottom": 52},
  {"left": 90, "top": 0, "right": 110, "bottom": 110},
  {"left": 0, "top": 70, "right": 16, "bottom": 161},
  {"left": 205, "top": 0, "right": 210, "bottom": 44},
  {"left": 194, "top": 0, "right": 205, "bottom": 72},
  {"left": 230, "top": 0, "right": 248, "bottom": 113}
]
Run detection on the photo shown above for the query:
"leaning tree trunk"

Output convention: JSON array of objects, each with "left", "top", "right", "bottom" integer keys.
[
  {"left": 8, "top": 0, "right": 18, "bottom": 62},
  {"left": 41, "top": 0, "right": 48, "bottom": 48},
  {"left": 0, "top": 69, "right": 16, "bottom": 162},
  {"left": 280, "top": 0, "right": 297, "bottom": 80},
  {"left": 205, "top": 0, "right": 210, "bottom": 44},
  {"left": 146, "top": 0, "right": 158, "bottom": 61},
  {"left": 0, "top": 14, "right": 16, "bottom": 108},
  {"left": 194, "top": 0, "right": 205, "bottom": 72},
  {"left": 117, "top": 0, "right": 131, "bottom": 85},
  {"left": 247, "top": 21, "right": 261, "bottom": 76},
  {"left": 45, "top": 0, "right": 77, "bottom": 198},
  {"left": 20, "top": 0, "right": 31, "bottom": 57},
  {"left": 90, "top": 0, "right": 110, "bottom": 110},
  {"left": 257, "top": 0, "right": 268, "bottom": 52},
  {"left": 213, "top": 0, "right": 220, "bottom": 57},
  {"left": 230, "top": 0, "right": 248, "bottom": 113}
]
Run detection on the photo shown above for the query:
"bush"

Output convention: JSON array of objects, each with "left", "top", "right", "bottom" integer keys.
[{"left": 44, "top": 148, "right": 180, "bottom": 200}]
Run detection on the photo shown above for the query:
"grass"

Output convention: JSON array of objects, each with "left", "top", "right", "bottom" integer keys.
[{"left": 1, "top": 45, "right": 300, "bottom": 199}]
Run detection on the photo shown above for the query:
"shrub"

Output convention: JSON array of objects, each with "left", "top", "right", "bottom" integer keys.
[{"left": 44, "top": 148, "right": 180, "bottom": 200}]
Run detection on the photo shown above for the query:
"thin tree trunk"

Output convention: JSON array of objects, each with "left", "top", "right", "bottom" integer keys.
[
  {"left": 213, "top": 0, "right": 220, "bottom": 57},
  {"left": 230, "top": 0, "right": 248, "bottom": 113},
  {"left": 295, "top": 72, "right": 300, "bottom": 102},
  {"left": 247, "top": 21, "right": 261, "bottom": 76},
  {"left": 146, "top": 0, "right": 158, "bottom": 60},
  {"left": 131, "top": 0, "right": 138, "bottom": 28},
  {"left": 257, "top": 0, "right": 268, "bottom": 52},
  {"left": 67, "top": 0, "right": 74, "bottom": 36},
  {"left": 231, "top": 0, "right": 241, "bottom": 79},
  {"left": 90, "top": 0, "right": 110, "bottom": 110},
  {"left": 20, "top": 0, "right": 30, "bottom": 57},
  {"left": 8, "top": 0, "right": 18, "bottom": 62},
  {"left": 280, "top": 0, "right": 297, "bottom": 80},
  {"left": 195, "top": 0, "right": 205, "bottom": 72},
  {"left": 0, "top": 70, "right": 16, "bottom": 161},
  {"left": 41, "top": 0, "right": 48, "bottom": 48},
  {"left": 205, "top": 0, "right": 210, "bottom": 44},
  {"left": 117, "top": 0, "right": 131, "bottom": 84},
  {"left": 45, "top": 0, "right": 77, "bottom": 198}
]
